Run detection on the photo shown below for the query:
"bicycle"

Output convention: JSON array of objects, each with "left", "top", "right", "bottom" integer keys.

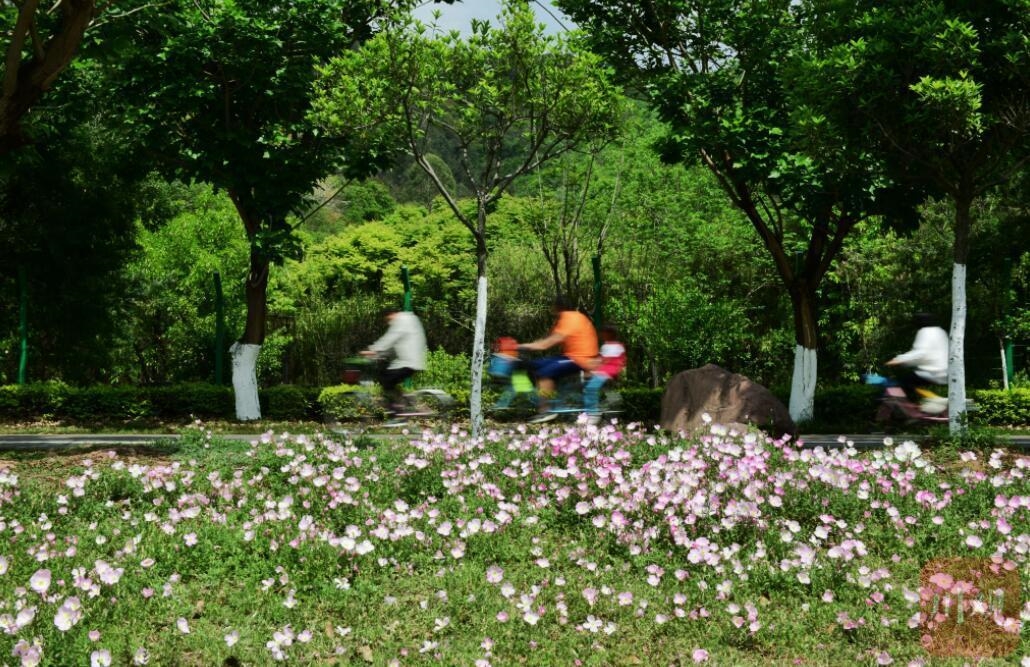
[
  {"left": 323, "top": 356, "right": 455, "bottom": 434},
  {"left": 488, "top": 352, "right": 623, "bottom": 424}
]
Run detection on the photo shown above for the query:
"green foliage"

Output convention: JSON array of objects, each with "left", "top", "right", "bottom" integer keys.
[
  {"left": 0, "top": 382, "right": 70, "bottom": 420},
  {"left": 417, "top": 349, "right": 471, "bottom": 393},
  {"left": 118, "top": 186, "right": 249, "bottom": 384},
  {"left": 61, "top": 386, "right": 152, "bottom": 423},
  {"left": 301, "top": 177, "right": 398, "bottom": 236},
  {"left": 970, "top": 389, "right": 1030, "bottom": 426},
  {"left": 609, "top": 278, "right": 752, "bottom": 384},
  {"left": 317, "top": 384, "right": 384, "bottom": 422},
  {"left": 0, "top": 63, "right": 149, "bottom": 384},
  {"left": 617, "top": 387, "right": 664, "bottom": 424},
  {"left": 261, "top": 385, "right": 321, "bottom": 421},
  {"left": 797, "top": 385, "right": 886, "bottom": 433},
  {"left": 147, "top": 383, "right": 234, "bottom": 420}
]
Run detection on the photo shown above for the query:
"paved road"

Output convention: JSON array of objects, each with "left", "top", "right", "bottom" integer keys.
[{"left": 0, "top": 432, "right": 1027, "bottom": 452}]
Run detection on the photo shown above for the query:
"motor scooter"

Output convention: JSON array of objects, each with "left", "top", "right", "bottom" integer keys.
[{"left": 863, "top": 373, "right": 949, "bottom": 424}]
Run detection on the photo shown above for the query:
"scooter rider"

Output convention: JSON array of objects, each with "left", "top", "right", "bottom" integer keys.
[{"left": 886, "top": 313, "right": 948, "bottom": 402}]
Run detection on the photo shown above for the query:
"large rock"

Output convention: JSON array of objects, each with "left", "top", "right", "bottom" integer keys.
[{"left": 660, "top": 364, "right": 795, "bottom": 437}]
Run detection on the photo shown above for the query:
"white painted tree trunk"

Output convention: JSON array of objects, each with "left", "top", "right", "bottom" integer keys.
[
  {"left": 230, "top": 342, "right": 262, "bottom": 421},
  {"left": 470, "top": 275, "right": 488, "bottom": 438},
  {"left": 788, "top": 344, "right": 817, "bottom": 424},
  {"left": 948, "top": 263, "right": 967, "bottom": 434}
]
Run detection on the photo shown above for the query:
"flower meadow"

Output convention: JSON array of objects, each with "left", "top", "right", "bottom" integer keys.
[{"left": 0, "top": 420, "right": 1027, "bottom": 666}]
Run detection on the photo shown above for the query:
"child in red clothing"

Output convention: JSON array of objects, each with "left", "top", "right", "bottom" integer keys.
[{"left": 584, "top": 324, "right": 626, "bottom": 416}]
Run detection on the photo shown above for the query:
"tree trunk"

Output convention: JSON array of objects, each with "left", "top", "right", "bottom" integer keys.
[
  {"left": 230, "top": 341, "right": 261, "bottom": 420},
  {"left": 787, "top": 284, "right": 819, "bottom": 423},
  {"left": 470, "top": 207, "right": 489, "bottom": 438},
  {"left": 228, "top": 192, "right": 270, "bottom": 421},
  {"left": 948, "top": 195, "right": 972, "bottom": 434}
]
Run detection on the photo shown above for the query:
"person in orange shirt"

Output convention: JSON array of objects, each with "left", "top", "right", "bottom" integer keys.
[{"left": 518, "top": 297, "right": 599, "bottom": 422}]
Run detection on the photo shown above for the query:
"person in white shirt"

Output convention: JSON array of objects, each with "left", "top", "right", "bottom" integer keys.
[
  {"left": 886, "top": 313, "right": 948, "bottom": 400},
  {"left": 361, "top": 309, "right": 427, "bottom": 416}
]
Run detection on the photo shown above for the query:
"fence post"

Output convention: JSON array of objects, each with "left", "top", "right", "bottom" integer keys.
[
  {"left": 1001, "top": 257, "right": 1014, "bottom": 389},
  {"left": 17, "top": 266, "right": 27, "bottom": 385}
]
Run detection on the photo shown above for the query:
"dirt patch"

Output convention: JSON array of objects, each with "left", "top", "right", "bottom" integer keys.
[{"left": 0, "top": 445, "right": 177, "bottom": 487}]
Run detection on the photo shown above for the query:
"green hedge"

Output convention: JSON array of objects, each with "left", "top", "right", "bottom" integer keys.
[
  {"left": 617, "top": 387, "right": 664, "bottom": 424},
  {"left": 605, "top": 385, "right": 1030, "bottom": 431},
  {"left": 970, "top": 388, "right": 1030, "bottom": 426},
  {"left": 0, "top": 382, "right": 1025, "bottom": 427},
  {"left": 0, "top": 383, "right": 320, "bottom": 423}
]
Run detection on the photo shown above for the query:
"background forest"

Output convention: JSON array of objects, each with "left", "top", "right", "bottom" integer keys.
[
  {"left": 0, "top": 1, "right": 1027, "bottom": 415},
  {"left": 2, "top": 101, "right": 1026, "bottom": 393}
]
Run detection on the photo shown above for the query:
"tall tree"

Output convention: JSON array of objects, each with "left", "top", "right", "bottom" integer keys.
[
  {"left": 114, "top": 0, "right": 427, "bottom": 419},
  {"left": 313, "top": 0, "right": 623, "bottom": 435},
  {"left": 1, "top": 0, "right": 101, "bottom": 155},
  {"left": 802, "top": 0, "right": 1030, "bottom": 432},
  {"left": 554, "top": 0, "right": 916, "bottom": 422},
  {"left": 0, "top": 62, "right": 147, "bottom": 382}
]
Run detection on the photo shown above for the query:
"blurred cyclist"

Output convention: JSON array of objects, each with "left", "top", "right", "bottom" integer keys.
[
  {"left": 361, "top": 308, "right": 427, "bottom": 418},
  {"left": 518, "top": 297, "right": 598, "bottom": 422},
  {"left": 886, "top": 312, "right": 948, "bottom": 402}
]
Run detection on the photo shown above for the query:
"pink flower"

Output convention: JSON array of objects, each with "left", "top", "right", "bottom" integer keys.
[
  {"left": 225, "top": 630, "right": 240, "bottom": 647},
  {"left": 965, "top": 535, "right": 983, "bottom": 549},
  {"left": 928, "top": 573, "right": 954, "bottom": 591},
  {"left": 692, "top": 649, "right": 710, "bottom": 663},
  {"left": 29, "top": 569, "right": 51, "bottom": 594},
  {"left": 177, "top": 617, "right": 190, "bottom": 634},
  {"left": 485, "top": 566, "right": 504, "bottom": 584}
]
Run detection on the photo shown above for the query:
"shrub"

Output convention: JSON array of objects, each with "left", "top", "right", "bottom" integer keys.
[
  {"left": 417, "top": 349, "right": 471, "bottom": 391},
  {"left": 970, "top": 388, "right": 1030, "bottom": 426},
  {"left": 260, "top": 385, "right": 318, "bottom": 421},
  {"left": 318, "top": 384, "right": 385, "bottom": 423},
  {"left": 803, "top": 385, "right": 885, "bottom": 433},
  {"left": 147, "top": 383, "right": 234, "bottom": 420},
  {"left": 618, "top": 386, "right": 663, "bottom": 424},
  {"left": 63, "top": 386, "right": 151, "bottom": 422},
  {"left": 0, "top": 382, "right": 70, "bottom": 420}
]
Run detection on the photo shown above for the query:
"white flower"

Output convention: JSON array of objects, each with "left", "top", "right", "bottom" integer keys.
[{"left": 90, "top": 649, "right": 112, "bottom": 667}]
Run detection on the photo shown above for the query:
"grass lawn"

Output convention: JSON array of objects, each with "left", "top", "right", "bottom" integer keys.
[{"left": 0, "top": 420, "right": 1026, "bottom": 666}]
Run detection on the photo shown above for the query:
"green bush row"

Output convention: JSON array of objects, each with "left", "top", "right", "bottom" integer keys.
[
  {"left": 0, "top": 383, "right": 323, "bottom": 423},
  {"left": 0, "top": 382, "right": 1026, "bottom": 428},
  {"left": 970, "top": 388, "right": 1030, "bottom": 426}
]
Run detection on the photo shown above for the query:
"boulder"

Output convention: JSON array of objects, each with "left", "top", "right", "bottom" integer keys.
[{"left": 660, "top": 364, "right": 795, "bottom": 437}]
